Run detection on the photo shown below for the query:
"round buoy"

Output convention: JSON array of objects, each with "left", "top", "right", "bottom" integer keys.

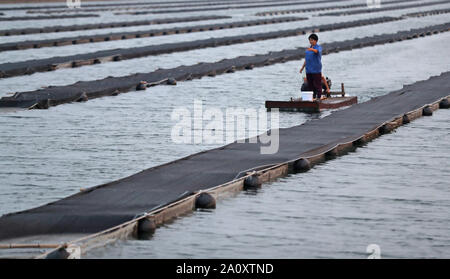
[
  {"left": 76, "top": 92, "right": 88, "bottom": 102},
  {"left": 439, "top": 99, "right": 450, "bottom": 109},
  {"left": 293, "top": 158, "right": 311, "bottom": 173},
  {"left": 137, "top": 217, "right": 156, "bottom": 238},
  {"left": 136, "top": 81, "right": 147, "bottom": 91},
  {"left": 244, "top": 175, "right": 260, "bottom": 189},
  {"left": 167, "top": 78, "right": 177, "bottom": 85},
  {"left": 422, "top": 106, "right": 433, "bottom": 116},
  {"left": 402, "top": 114, "right": 410, "bottom": 124},
  {"left": 226, "top": 66, "right": 236, "bottom": 73},
  {"left": 379, "top": 124, "right": 392, "bottom": 135},
  {"left": 45, "top": 247, "right": 70, "bottom": 259},
  {"left": 353, "top": 138, "right": 365, "bottom": 146},
  {"left": 195, "top": 192, "right": 216, "bottom": 209},
  {"left": 24, "top": 67, "right": 33, "bottom": 75},
  {"left": 325, "top": 148, "right": 338, "bottom": 158},
  {"left": 245, "top": 64, "right": 254, "bottom": 70},
  {"left": 36, "top": 99, "right": 50, "bottom": 109}
]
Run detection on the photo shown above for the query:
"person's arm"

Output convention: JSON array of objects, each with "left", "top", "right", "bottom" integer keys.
[
  {"left": 299, "top": 60, "right": 306, "bottom": 73},
  {"left": 308, "top": 45, "right": 322, "bottom": 54}
]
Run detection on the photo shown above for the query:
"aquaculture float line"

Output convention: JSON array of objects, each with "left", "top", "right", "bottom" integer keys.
[
  {"left": 0, "top": 22, "right": 448, "bottom": 110},
  {"left": 3, "top": 72, "right": 450, "bottom": 259},
  {"left": 0, "top": 14, "right": 99, "bottom": 21},
  {"left": 0, "top": 16, "right": 400, "bottom": 78},
  {"left": 0, "top": 0, "right": 311, "bottom": 11},
  {"left": 404, "top": 7, "right": 450, "bottom": 17},
  {"left": 27, "top": 0, "right": 326, "bottom": 14},
  {"left": 0, "top": 15, "right": 231, "bottom": 36},
  {"left": 116, "top": 0, "right": 348, "bottom": 15},
  {"left": 319, "top": 0, "right": 450, "bottom": 16},
  {"left": 255, "top": 0, "right": 416, "bottom": 16},
  {"left": 0, "top": 16, "right": 308, "bottom": 52}
]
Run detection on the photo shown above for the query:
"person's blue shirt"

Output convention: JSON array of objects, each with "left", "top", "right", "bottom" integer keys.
[{"left": 305, "top": 44, "right": 322, "bottom": 74}]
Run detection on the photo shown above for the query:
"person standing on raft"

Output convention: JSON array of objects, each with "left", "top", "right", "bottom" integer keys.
[{"left": 299, "top": 33, "right": 324, "bottom": 101}]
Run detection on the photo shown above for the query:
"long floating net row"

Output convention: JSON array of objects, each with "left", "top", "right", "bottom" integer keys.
[
  {"left": 0, "top": 16, "right": 399, "bottom": 78},
  {"left": 1, "top": 22, "right": 448, "bottom": 109},
  {"left": 0, "top": 16, "right": 307, "bottom": 52},
  {"left": 0, "top": 15, "right": 231, "bottom": 36}
]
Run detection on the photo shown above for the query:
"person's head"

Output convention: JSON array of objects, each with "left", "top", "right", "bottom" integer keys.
[{"left": 308, "top": 33, "right": 318, "bottom": 46}]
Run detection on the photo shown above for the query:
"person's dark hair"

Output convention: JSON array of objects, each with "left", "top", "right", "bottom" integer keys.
[{"left": 308, "top": 33, "right": 319, "bottom": 41}]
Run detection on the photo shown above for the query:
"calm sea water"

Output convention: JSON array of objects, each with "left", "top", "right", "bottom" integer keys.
[{"left": 0, "top": 0, "right": 449, "bottom": 258}]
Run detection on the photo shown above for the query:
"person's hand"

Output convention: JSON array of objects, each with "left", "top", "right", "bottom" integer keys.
[{"left": 299, "top": 68, "right": 303, "bottom": 74}]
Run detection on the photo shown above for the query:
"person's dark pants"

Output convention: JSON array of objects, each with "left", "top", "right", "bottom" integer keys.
[{"left": 306, "top": 73, "right": 322, "bottom": 99}]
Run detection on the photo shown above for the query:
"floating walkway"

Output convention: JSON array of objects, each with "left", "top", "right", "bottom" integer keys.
[
  {"left": 319, "top": 0, "right": 450, "bottom": 16},
  {"left": 1, "top": 22, "right": 448, "bottom": 109},
  {"left": 0, "top": 71, "right": 449, "bottom": 258},
  {"left": 0, "top": 16, "right": 307, "bottom": 52},
  {"left": 0, "top": 17, "right": 398, "bottom": 78},
  {"left": 0, "top": 15, "right": 231, "bottom": 36}
]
